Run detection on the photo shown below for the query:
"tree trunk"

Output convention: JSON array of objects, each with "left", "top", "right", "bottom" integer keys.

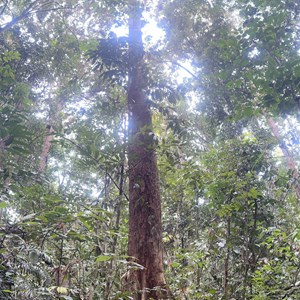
[
  {"left": 39, "top": 125, "right": 55, "bottom": 172},
  {"left": 224, "top": 217, "right": 231, "bottom": 299},
  {"left": 39, "top": 96, "right": 63, "bottom": 173},
  {"left": 126, "top": 1, "right": 170, "bottom": 299}
]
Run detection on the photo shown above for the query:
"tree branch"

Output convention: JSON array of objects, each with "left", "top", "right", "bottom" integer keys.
[
  {"left": 0, "top": 1, "right": 78, "bottom": 34},
  {"left": 172, "top": 61, "right": 198, "bottom": 79},
  {"left": 0, "top": 1, "right": 8, "bottom": 17},
  {"left": 0, "top": 0, "right": 39, "bottom": 34}
]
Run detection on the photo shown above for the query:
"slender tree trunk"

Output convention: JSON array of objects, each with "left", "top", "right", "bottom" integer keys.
[
  {"left": 224, "top": 217, "right": 231, "bottom": 299},
  {"left": 39, "top": 125, "right": 54, "bottom": 172},
  {"left": 126, "top": 1, "right": 170, "bottom": 299},
  {"left": 105, "top": 141, "right": 126, "bottom": 300},
  {"left": 39, "top": 97, "right": 63, "bottom": 173}
]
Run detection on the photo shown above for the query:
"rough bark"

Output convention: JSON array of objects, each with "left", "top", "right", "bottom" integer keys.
[
  {"left": 126, "top": 1, "right": 171, "bottom": 299},
  {"left": 39, "top": 125, "right": 54, "bottom": 172},
  {"left": 39, "top": 96, "right": 63, "bottom": 173}
]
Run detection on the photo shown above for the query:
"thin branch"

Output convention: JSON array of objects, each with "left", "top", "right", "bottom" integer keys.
[
  {"left": 0, "top": 0, "right": 39, "bottom": 34},
  {"left": 0, "top": 0, "right": 8, "bottom": 17},
  {"left": 31, "top": 4, "right": 80, "bottom": 14},
  {"left": 0, "top": 1, "right": 79, "bottom": 34},
  {"left": 162, "top": 60, "right": 198, "bottom": 79},
  {"left": 172, "top": 61, "right": 198, "bottom": 79}
]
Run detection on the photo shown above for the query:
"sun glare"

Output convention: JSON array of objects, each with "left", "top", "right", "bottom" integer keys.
[
  {"left": 111, "top": 12, "right": 165, "bottom": 47},
  {"left": 0, "top": 15, "right": 12, "bottom": 27},
  {"left": 111, "top": 15, "right": 193, "bottom": 84}
]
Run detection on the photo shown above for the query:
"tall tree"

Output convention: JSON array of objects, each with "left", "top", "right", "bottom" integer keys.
[{"left": 126, "top": 0, "right": 170, "bottom": 299}]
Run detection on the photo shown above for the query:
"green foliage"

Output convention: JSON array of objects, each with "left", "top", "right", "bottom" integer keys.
[
  {"left": 0, "top": 50, "right": 20, "bottom": 86},
  {"left": 252, "top": 227, "right": 300, "bottom": 299},
  {"left": 0, "top": 0, "right": 299, "bottom": 299},
  {"left": 89, "top": 33, "right": 129, "bottom": 86}
]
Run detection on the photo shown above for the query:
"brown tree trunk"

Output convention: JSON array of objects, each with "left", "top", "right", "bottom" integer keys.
[
  {"left": 126, "top": 1, "right": 171, "bottom": 299},
  {"left": 39, "top": 125, "right": 55, "bottom": 172},
  {"left": 224, "top": 217, "right": 231, "bottom": 299},
  {"left": 39, "top": 96, "right": 63, "bottom": 173}
]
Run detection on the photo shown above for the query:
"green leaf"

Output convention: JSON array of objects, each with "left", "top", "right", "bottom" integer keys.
[
  {"left": 54, "top": 206, "right": 70, "bottom": 214},
  {"left": 243, "top": 107, "right": 254, "bottom": 117},
  {"left": 248, "top": 188, "right": 261, "bottom": 199},
  {"left": 0, "top": 202, "right": 8, "bottom": 209},
  {"left": 208, "top": 289, "right": 216, "bottom": 295},
  {"left": 95, "top": 255, "right": 113, "bottom": 262},
  {"left": 67, "top": 230, "right": 87, "bottom": 242},
  {"left": 171, "top": 261, "right": 181, "bottom": 268}
]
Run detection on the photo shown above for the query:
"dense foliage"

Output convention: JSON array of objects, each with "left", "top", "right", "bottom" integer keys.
[{"left": 0, "top": 0, "right": 299, "bottom": 299}]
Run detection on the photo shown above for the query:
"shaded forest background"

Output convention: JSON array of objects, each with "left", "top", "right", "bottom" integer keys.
[{"left": 0, "top": 0, "right": 300, "bottom": 299}]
